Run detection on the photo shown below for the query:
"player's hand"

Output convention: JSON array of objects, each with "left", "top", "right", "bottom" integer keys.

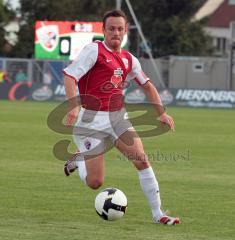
[
  {"left": 66, "top": 107, "right": 79, "bottom": 127},
  {"left": 159, "top": 113, "right": 175, "bottom": 131}
]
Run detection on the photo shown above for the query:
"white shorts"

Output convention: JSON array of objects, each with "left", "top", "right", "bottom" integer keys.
[{"left": 73, "top": 107, "right": 132, "bottom": 156}]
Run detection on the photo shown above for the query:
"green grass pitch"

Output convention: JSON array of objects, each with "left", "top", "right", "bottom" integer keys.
[{"left": 0, "top": 100, "right": 234, "bottom": 240}]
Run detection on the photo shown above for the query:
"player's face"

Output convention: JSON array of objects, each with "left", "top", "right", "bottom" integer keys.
[{"left": 103, "top": 16, "right": 127, "bottom": 51}]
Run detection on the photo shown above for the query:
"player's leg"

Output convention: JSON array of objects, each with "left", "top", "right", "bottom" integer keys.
[
  {"left": 115, "top": 129, "right": 180, "bottom": 225},
  {"left": 64, "top": 148, "right": 105, "bottom": 189},
  {"left": 115, "top": 130, "right": 162, "bottom": 218},
  {"left": 84, "top": 154, "right": 105, "bottom": 189},
  {"left": 115, "top": 129, "right": 149, "bottom": 169},
  {"left": 64, "top": 107, "right": 109, "bottom": 189}
]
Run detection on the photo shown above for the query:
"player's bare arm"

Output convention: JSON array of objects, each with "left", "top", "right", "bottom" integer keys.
[
  {"left": 64, "top": 75, "right": 80, "bottom": 126},
  {"left": 141, "top": 81, "right": 175, "bottom": 131}
]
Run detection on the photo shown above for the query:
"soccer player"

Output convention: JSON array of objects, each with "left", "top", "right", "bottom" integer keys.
[{"left": 63, "top": 10, "right": 180, "bottom": 225}]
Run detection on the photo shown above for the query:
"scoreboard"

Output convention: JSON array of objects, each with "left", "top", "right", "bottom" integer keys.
[{"left": 35, "top": 21, "right": 128, "bottom": 60}]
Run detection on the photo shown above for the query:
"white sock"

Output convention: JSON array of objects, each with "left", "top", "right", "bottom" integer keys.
[
  {"left": 138, "top": 166, "right": 163, "bottom": 220},
  {"left": 76, "top": 155, "right": 87, "bottom": 184}
]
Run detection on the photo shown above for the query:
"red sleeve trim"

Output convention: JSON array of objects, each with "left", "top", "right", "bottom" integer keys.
[
  {"left": 134, "top": 70, "right": 150, "bottom": 85},
  {"left": 62, "top": 70, "right": 78, "bottom": 82},
  {"left": 141, "top": 79, "right": 150, "bottom": 86},
  {"left": 134, "top": 78, "right": 150, "bottom": 86}
]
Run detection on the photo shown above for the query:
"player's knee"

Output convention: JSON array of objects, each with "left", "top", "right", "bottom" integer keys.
[
  {"left": 133, "top": 153, "right": 150, "bottom": 170},
  {"left": 138, "top": 160, "right": 150, "bottom": 170},
  {"left": 87, "top": 178, "right": 104, "bottom": 190}
]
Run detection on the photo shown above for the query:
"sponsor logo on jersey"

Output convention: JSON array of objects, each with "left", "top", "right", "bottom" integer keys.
[
  {"left": 111, "top": 68, "right": 123, "bottom": 88},
  {"left": 114, "top": 68, "right": 123, "bottom": 75}
]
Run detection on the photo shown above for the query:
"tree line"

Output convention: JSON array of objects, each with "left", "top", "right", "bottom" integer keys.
[{"left": 0, "top": 0, "right": 213, "bottom": 58}]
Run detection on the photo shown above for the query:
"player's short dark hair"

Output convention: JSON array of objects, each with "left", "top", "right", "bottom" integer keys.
[{"left": 103, "top": 10, "right": 128, "bottom": 27}]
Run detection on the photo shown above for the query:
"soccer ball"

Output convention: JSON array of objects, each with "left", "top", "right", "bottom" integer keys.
[{"left": 95, "top": 188, "right": 127, "bottom": 221}]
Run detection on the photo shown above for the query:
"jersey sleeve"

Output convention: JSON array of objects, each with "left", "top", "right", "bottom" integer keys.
[
  {"left": 63, "top": 42, "right": 98, "bottom": 81},
  {"left": 126, "top": 54, "right": 150, "bottom": 85}
]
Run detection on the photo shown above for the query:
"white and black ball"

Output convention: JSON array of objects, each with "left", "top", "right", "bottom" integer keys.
[{"left": 95, "top": 188, "right": 127, "bottom": 221}]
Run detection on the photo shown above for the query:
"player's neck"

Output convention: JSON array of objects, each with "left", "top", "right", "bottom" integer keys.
[{"left": 104, "top": 41, "right": 121, "bottom": 53}]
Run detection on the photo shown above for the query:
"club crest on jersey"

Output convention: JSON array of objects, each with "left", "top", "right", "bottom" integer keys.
[{"left": 111, "top": 68, "right": 123, "bottom": 88}]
